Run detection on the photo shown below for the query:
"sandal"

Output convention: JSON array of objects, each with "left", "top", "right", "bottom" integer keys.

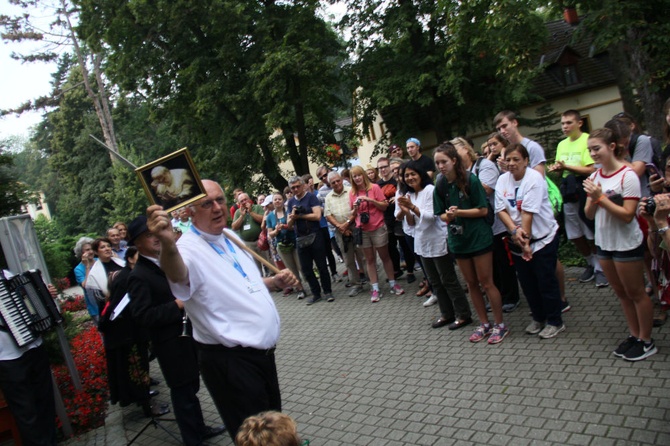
[{"left": 448, "top": 317, "right": 473, "bottom": 331}]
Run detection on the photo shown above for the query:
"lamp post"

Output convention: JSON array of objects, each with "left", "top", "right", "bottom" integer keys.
[{"left": 333, "top": 127, "right": 351, "bottom": 168}]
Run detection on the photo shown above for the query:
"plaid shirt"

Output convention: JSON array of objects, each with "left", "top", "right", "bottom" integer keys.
[{"left": 325, "top": 185, "right": 352, "bottom": 223}]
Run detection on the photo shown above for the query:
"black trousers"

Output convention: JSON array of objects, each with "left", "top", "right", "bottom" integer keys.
[
  {"left": 388, "top": 227, "right": 416, "bottom": 274},
  {"left": 0, "top": 344, "right": 56, "bottom": 446},
  {"left": 320, "top": 227, "right": 337, "bottom": 276},
  {"left": 198, "top": 344, "right": 281, "bottom": 441},
  {"left": 492, "top": 232, "right": 520, "bottom": 306},
  {"left": 298, "top": 231, "right": 332, "bottom": 297},
  {"left": 170, "top": 379, "right": 207, "bottom": 446}
]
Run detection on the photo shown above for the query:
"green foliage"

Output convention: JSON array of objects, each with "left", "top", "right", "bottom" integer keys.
[
  {"left": 558, "top": 233, "right": 587, "bottom": 267},
  {"left": 0, "top": 151, "right": 35, "bottom": 217},
  {"left": 526, "top": 104, "right": 564, "bottom": 162},
  {"left": 33, "top": 215, "right": 80, "bottom": 280},
  {"left": 343, "top": 0, "right": 548, "bottom": 153},
  {"left": 75, "top": 0, "right": 348, "bottom": 191}
]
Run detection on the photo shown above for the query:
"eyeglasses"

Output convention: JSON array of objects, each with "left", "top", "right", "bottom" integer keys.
[
  {"left": 196, "top": 197, "right": 225, "bottom": 209},
  {"left": 290, "top": 185, "right": 302, "bottom": 190},
  {"left": 318, "top": 173, "right": 328, "bottom": 180}
]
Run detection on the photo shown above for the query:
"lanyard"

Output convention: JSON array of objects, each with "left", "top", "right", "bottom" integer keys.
[{"left": 190, "top": 226, "right": 249, "bottom": 281}]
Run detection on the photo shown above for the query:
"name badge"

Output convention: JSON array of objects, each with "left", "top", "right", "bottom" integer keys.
[{"left": 243, "top": 224, "right": 251, "bottom": 231}]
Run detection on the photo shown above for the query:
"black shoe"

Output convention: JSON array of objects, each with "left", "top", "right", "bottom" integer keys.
[
  {"left": 394, "top": 271, "right": 404, "bottom": 279},
  {"left": 407, "top": 273, "right": 416, "bottom": 284},
  {"left": 431, "top": 317, "right": 455, "bottom": 329},
  {"left": 150, "top": 377, "right": 160, "bottom": 386},
  {"left": 202, "top": 424, "right": 226, "bottom": 439},
  {"left": 149, "top": 389, "right": 159, "bottom": 397},
  {"left": 142, "top": 402, "right": 170, "bottom": 418},
  {"left": 306, "top": 295, "right": 322, "bottom": 305}
]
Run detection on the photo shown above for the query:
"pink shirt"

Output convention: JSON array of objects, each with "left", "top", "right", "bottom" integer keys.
[{"left": 349, "top": 183, "right": 386, "bottom": 231}]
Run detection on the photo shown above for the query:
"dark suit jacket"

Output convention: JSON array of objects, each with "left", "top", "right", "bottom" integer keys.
[{"left": 128, "top": 255, "right": 199, "bottom": 388}]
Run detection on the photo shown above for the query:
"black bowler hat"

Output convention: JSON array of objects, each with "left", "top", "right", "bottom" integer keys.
[{"left": 127, "top": 215, "right": 149, "bottom": 245}]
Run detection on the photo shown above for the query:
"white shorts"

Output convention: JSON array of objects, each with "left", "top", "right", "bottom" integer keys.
[{"left": 563, "top": 201, "right": 594, "bottom": 240}]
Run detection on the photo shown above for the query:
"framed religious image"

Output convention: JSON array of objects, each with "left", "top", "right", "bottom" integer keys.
[{"left": 136, "top": 148, "right": 206, "bottom": 213}]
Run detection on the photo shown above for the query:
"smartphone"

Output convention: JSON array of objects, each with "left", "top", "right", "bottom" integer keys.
[{"left": 646, "top": 163, "right": 661, "bottom": 179}]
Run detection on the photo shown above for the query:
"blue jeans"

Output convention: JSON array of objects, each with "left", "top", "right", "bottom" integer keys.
[{"left": 513, "top": 233, "right": 562, "bottom": 326}]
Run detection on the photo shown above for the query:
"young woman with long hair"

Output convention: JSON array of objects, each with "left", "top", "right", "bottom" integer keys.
[
  {"left": 396, "top": 159, "right": 470, "bottom": 328},
  {"left": 349, "top": 165, "right": 404, "bottom": 302},
  {"left": 584, "top": 128, "right": 656, "bottom": 361},
  {"left": 435, "top": 141, "right": 507, "bottom": 343}
]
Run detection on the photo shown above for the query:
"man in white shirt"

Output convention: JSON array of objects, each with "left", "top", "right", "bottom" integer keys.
[{"left": 146, "top": 180, "right": 298, "bottom": 441}]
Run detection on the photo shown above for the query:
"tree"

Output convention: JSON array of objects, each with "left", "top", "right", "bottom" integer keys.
[
  {"left": 1, "top": 0, "right": 119, "bottom": 155},
  {"left": 75, "top": 0, "right": 348, "bottom": 191},
  {"left": 0, "top": 151, "right": 33, "bottom": 217},
  {"left": 560, "top": 1, "right": 670, "bottom": 138},
  {"left": 341, "top": 0, "right": 547, "bottom": 153}
]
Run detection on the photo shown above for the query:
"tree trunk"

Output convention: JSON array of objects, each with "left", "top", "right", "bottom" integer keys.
[{"left": 258, "top": 140, "right": 288, "bottom": 190}]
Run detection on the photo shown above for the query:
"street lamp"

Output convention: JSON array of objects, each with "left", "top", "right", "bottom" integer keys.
[{"left": 333, "top": 127, "right": 350, "bottom": 168}]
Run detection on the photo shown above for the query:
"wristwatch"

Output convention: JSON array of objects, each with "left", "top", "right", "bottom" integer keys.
[{"left": 656, "top": 226, "right": 669, "bottom": 234}]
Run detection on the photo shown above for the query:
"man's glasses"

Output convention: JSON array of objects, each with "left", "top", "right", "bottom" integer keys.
[
  {"left": 196, "top": 197, "right": 225, "bottom": 209},
  {"left": 290, "top": 185, "right": 302, "bottom": 190},
  {"left": 319, "top": 173, "right": 328, "bottom": 180}
]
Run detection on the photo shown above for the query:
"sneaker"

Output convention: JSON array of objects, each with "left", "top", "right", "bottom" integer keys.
[
  {"left": 423, "top": 295, "right": 438, "bottom": 307},
  {"left": 469, "top": 324, "right": 492, "bottom": 343},
  {"left": 502, "top": 302, "right": 519, "bottom": 313},
  {"left": 337, "top": 255, "right": 344, "bottom": 263},
  {"left": 579, "top": 265, "right": 595, "bottom": 283},
  {"left": 561, "top": 300, "right": 571, "bottom": 313},
  {"left": 595, "top": 271, "right": 609, "bottom": 288},
  {"left": 296, "top": 290, "right": 306, "bottom": 300},
  {"left": 390, "top": 284, "right": 405, "bottom": 295},
  {"left": 623, "top": 339, "right": 657, "bottom": 362},
  {"left": 332, "top": 273, "right": 343, "bottom": 283},
  {"left": 525, "top": 320, "right": 544, "bottom": 335},
  {"left": 347, "top": 285, "right": 363, "bottom": 297},
  {"left": 325, "top": 293, "right": 335, "bottom": 302},
  {"left": 488, "top": 324, "right": 509, "bottom": 344},
  {"left": 370, "top": 290, "right": 381, "bottom": 303},
  {"left": 612, "top": 335, "right": 638, "bottom": 358},
  {"left": 306, "top": 295, "right": 322, "bottom": 305},
  {"left": 538, "top": 324, "right": 565, "bottom": 339}
]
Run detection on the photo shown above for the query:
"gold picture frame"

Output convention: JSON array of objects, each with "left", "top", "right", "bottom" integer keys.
[{"left": 135, "top": 148, "right": 206, "bottom": 213}]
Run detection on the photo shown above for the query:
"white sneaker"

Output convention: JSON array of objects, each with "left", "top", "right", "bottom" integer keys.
[
  {"left": 525, "top": 320, "right": 543, "bottom": 334},
  {"left": 423, "top": 295, "right": 438, "bottom": 307},
  {"left": 332, "top": 273, "right": 343, "bottom": 283},
  {"left": 538, "top": 324, "right": 565, "bottom": 339}
]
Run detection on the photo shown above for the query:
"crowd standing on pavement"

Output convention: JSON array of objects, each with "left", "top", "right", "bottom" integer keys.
[{"left": 8, "top": 103, "right": 661, "bottom": 446}]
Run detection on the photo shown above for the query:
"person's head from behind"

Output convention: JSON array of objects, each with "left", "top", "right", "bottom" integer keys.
[
  {"left": 604, "top": 119, "right": 631, "bottom": 155},
  {"left": 235, "top": 411, "right": 301, "bottom": 446},
  {"left": 613, "top": 111, "right": 641, "bottom": 134}
]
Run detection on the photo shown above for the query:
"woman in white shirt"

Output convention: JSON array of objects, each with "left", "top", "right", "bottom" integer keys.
[
  {"left": 584, "top": 128, "right": 655, "bottom": 361},
  {"left": 495, "top": 143, "right": 563, "bottom": 339},
  {"left": 396, "top": 160, "right": 471, "bottom": 329}
]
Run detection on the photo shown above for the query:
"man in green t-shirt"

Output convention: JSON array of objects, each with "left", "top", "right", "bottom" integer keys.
[
  {"left": 231, "top": 192, "right": 268, "bottom": 274},
  {"left": 549, "top": 109, "right": 606, "bottom": 287}
]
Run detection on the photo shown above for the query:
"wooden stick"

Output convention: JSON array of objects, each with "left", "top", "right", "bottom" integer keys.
[{"left": 226, "top": 235, "right": 282, "bottom": 275}]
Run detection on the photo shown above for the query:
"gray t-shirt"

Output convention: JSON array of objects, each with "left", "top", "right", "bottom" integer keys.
[
  {"left": 521, "top": 137, "right": 547, "bottom": 169},
  {"left": 471, "top": 158, "right": 506, "bottom": 235},
  {"left": 629, "top": 134, "right": 653, "bottom": 196}
]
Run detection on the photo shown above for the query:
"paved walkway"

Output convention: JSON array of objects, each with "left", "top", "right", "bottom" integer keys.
[{"left": 61, "top": 264, "right": 669, "bottom": 445}]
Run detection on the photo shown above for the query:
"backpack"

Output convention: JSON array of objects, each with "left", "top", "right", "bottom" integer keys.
[
  {"left": 630, "top": 133, "right": 664, "bottom": 171},
  {"left": 545, "top": 176, "right": 563, "bottom": 217}
]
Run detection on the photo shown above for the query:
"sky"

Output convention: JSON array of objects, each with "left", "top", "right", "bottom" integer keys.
[
  {"left": 0, "top": 1, "right": 58, "bottom": 141},
  {"left": 0, "top": 2, "right": 347, "bottom": 142}
]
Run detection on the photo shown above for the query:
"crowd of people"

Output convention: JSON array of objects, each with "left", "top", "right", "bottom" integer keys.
[{"left": 10, "top": 103, "right": 657, "bottom": 446}]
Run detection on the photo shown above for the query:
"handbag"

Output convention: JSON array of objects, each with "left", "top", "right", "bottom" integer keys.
[
  {"left": 257, "top": 229, "right": 270, "bottom": 251},
  {"left": 296, "top": 232, "right": 316, "bottom": 249}
]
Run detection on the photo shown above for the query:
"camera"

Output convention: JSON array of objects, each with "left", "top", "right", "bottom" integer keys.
[
  {"left": 449, "top": 224, "right": 463, "bottom": 235},
  {"left": 645, "top": 198, "right": 656, "bottom": 215},
  {"left": 293, "top": 205, "right": 307, "bottom": 215},
  {"left": 359, "top": 212, "right": 370, "bottom": 224}
]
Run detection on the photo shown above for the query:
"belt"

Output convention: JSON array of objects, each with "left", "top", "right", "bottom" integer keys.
[{"left": 196, "top": 342, "right": 276, "bottom": 356}]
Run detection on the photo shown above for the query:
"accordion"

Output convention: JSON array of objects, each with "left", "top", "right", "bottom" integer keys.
[{"left": 0, "top": 270, "right": 63, "bottom": 347}]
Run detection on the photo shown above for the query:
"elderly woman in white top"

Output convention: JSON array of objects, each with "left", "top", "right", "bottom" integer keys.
[{"left": 396, "top": 159, "right": 471, "bottom": 330}]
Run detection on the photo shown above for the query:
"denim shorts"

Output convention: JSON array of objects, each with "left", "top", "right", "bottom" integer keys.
[{"left": 596, "top": 243, "right": 645, "bottom": 262}]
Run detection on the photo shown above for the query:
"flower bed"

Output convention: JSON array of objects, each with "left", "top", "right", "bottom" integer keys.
[
  {"left": 59, "top": 294, "right": 87, "bottom": 313},
  {"left": 52, "top": 324, "right": 108, "bottom": 436}
]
